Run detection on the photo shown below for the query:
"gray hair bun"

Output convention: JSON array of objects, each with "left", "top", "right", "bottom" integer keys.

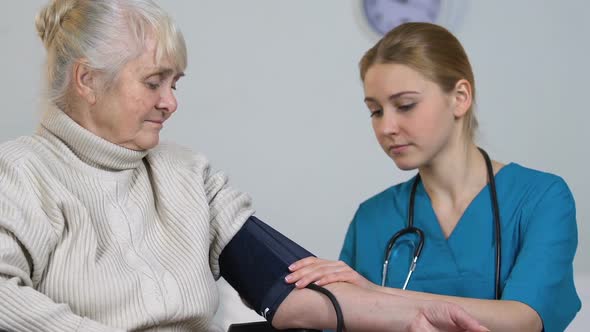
[{"left": 35, "top": 0, "right": 76, "bottom": 49}]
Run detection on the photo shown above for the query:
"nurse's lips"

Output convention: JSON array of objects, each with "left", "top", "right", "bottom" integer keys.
[{"left": 390, "top": 144, "right": 410, "bottom": 154}]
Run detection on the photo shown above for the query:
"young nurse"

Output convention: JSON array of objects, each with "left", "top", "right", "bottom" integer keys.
[{"left": 286, "top": 22, "right": 581, "bottom": 332}]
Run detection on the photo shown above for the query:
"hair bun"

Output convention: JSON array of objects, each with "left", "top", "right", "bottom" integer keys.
[{"left": 35, "top": 0, "right": 76, "bottom": 49}]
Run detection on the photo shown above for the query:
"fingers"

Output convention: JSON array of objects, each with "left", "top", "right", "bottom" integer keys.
[
  {"left": 288, "top": 256, "right": 320, "bottom": 271},
  {"left": 449, "top": 306, "right": 490, "bottom": 332},
  {"left": 422, "top": 302, "right": 490, "bottom": 332},
  {"left": 285, "top": 258, "right": 376, "bottom": 290},
  {"left": 313, "top": 270, "right": 358, "bottom": 286},
  {"left": 285, "top": 261, "right": 353, "bottom": 289},
  {"left": 288, "top": 259, "right": 350, "bottom": 278}
]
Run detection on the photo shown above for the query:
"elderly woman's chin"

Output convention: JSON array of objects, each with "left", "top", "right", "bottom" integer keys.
[
  {"left": 139, "top": 136, "right": 161, "bottom": 151},
  {"left": 130, "top": 129, "right": 162, "bottom": 151}
]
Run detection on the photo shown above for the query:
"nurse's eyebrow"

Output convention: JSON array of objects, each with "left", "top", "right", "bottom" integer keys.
[{"left": 364, "top": 91, "right": 420, "bottom": 103}]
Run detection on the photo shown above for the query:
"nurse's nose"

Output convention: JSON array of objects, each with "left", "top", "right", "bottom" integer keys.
[{"left": 377, "top": 108, "right": 400, "bottom": 136}]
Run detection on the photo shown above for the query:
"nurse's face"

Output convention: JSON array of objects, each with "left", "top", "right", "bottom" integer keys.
[{"left": 363, "top": 63, "right": 462, "bottom": 170}]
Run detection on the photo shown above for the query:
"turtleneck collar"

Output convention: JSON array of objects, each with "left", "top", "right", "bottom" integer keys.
[{"left": 38, "top": 106, "right": 148, "bottom": 171}]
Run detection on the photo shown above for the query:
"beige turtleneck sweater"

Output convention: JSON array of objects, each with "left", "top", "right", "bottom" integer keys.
[{"left": 0, "top": 106, "right": 254, "bottom": 331}]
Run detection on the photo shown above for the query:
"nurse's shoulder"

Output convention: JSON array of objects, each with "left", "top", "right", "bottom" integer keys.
[
  {"left": 500, "top": 162, "right": 573, "bottom": 203},
  {"left": 500, "top": 162, "right": 575, "bottom": 234}
]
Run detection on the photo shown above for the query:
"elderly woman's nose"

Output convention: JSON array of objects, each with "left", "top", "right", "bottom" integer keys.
[{"left": 158, "top": 88, "right": 178, "bottom": 113}]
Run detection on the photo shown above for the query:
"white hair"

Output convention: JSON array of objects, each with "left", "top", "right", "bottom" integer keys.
[{"left": 35, "top": 0, "right": 187, "bottom": 110}]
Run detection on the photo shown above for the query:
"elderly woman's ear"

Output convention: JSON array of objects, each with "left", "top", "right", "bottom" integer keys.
[{"left": 73, "top": 60, "right": 98, "bottom": 105}]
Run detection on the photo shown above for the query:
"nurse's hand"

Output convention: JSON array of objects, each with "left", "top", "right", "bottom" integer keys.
[{"left": 285, "top": 257, "right": 377, "bottom": 291}]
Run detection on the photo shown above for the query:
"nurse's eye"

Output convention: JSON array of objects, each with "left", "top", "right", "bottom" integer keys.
[
  {"left": 366, "top": 102, "right": 383, "bottom": 118},
  {"left": 397, "top": 103, "right": 416, "bottom": 112},
  {"left": 369, "top": 109, "right": 383, "bottom": 118}
]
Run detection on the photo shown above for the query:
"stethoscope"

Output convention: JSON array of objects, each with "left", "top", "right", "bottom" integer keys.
[{"left": 381, "top": 148, "right": 503, "bottom": 300}]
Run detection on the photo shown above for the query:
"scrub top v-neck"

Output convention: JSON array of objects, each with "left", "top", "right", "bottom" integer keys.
[{"left": 339, "top": 163, "right": 580, "bottom": 332}]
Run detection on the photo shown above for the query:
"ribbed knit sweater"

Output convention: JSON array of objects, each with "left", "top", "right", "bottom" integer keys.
[{"left": 0, "top": 106, "right": 254, "bottom": 331}]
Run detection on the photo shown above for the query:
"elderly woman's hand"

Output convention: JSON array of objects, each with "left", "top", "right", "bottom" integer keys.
[
  {"left": 285, "top": 256, "right": 377, "bottom": 291},
  {"left": 409, "top": 300, "right": 490, "bottom": 332}
]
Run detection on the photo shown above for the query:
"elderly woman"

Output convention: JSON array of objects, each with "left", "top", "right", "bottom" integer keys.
[{"left": 0, "top": 1, "right": 490, "bottom": 331}]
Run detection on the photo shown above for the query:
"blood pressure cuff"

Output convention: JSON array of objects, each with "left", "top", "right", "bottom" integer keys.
[{"left": 219, "top": 216, "right": 315, "bottom": 324}]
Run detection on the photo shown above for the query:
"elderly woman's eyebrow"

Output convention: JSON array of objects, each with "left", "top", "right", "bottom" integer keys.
[{"left": 146, "top": 67, "right": 176, "bottom": 78}]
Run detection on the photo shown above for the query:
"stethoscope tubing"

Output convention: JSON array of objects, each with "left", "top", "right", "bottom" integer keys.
[{"left": 381, "top": 148, "right": 502, "bottom": 299}]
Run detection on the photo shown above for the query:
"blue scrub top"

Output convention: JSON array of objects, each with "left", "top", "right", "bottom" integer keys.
[{"left": 340, "top": 163, "right": 581, "bottom": 332}]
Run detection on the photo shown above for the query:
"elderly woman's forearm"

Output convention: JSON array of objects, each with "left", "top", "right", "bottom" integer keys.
[{"left": 0, "top": 277, "right": 123, "bottom": 332}]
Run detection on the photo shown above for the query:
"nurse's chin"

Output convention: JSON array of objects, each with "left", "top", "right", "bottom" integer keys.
[{"left": 390, "top": 157, "right": 420, "bottom": 171}]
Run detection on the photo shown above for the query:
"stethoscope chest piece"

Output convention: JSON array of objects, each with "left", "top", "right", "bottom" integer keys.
[{"left": 380, "top": 148, "right": 502, "bottom": 299}]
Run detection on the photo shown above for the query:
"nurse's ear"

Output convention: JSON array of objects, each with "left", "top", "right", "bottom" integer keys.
[{"left": 451, "top": 79, "right": 472, "bottom": 119}]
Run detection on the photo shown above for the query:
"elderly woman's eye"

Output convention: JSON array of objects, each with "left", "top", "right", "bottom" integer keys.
[{"left": 146, "top": 82, "right": 161, "bottom": 90}]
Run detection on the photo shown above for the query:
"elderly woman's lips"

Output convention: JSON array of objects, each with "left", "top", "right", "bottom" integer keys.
[{"left": 146, "top": 119, "right": 164, "bottom": 124}]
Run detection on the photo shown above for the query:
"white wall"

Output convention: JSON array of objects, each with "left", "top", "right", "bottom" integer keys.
[{"left": 1, "top": 0, "right": 588, "bottom": 329}]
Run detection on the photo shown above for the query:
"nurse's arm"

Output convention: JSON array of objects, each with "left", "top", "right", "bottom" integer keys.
[{"left": 271, "top": 281, "right": 490, "bottom": 332}]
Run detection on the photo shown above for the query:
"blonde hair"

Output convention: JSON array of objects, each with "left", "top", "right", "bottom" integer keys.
[
  {"left": 360, "top": 22, "right": 478, "bottom": 141},
  {"left": 35, "top": 0, "right": 187, "bottom": 110}
]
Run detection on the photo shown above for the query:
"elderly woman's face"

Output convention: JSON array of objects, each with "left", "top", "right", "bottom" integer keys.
[{"left": 88, "top": 37, "right": 183, "bottom": 150}]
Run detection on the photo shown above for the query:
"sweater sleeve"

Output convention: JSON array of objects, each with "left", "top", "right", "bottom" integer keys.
[
  {"left": 193, "top": 154, "right": 255, "bottom": 279},
  {"left": 0, "top": 152, "right": 122, "bottom": 332}
]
